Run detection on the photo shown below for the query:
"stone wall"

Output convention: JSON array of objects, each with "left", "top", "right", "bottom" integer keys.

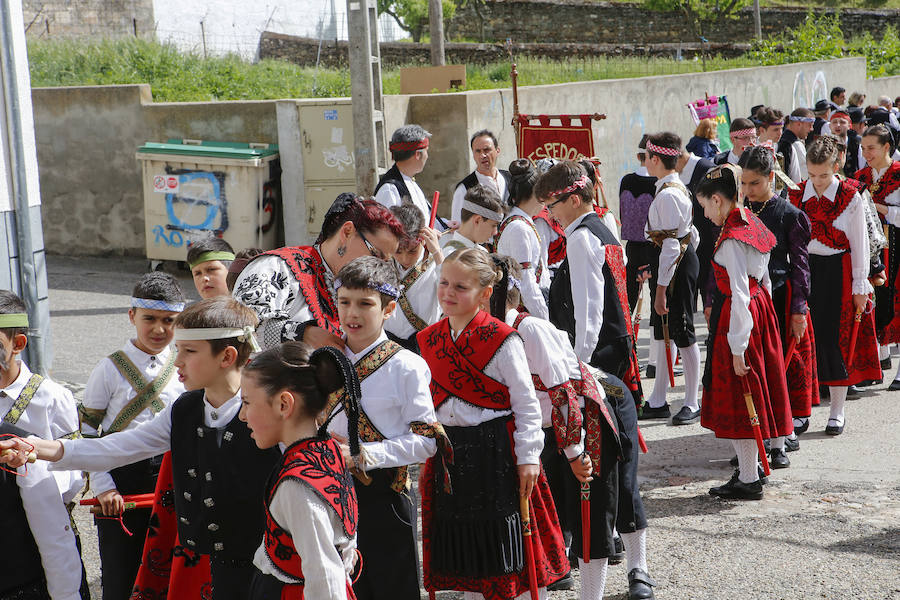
[
  {"left": 448, "top": 0, "right": 900, "bottom": 44},
  {"left": 23, "top": 0, "right": 155, "bottom": 38},
  {"left": 259, "top": 31, "right": 746, "bottom": 68}
]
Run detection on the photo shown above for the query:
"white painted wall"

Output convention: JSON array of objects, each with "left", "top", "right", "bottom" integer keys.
[{"left": 152, "top": 0, "right": 404, "bottom": 59}]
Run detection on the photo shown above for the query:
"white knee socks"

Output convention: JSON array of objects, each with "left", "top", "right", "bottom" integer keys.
[
  {"left": 621, "top": 528, "right": 648, "bottom": 574},
  {"left": 680, "top": 343, "right": 702, "bottom": 411},
  {"left": 829, "top": 385, "right": 847, "bottom": 426},
  {"left": 880, "top": 344, "right": 891, "bottom": 361},
  {"left": 732, "top": 439, "right": 759, "bottom": 483},
  {"left": 770, "top": 436, "right": 785, "bottom": 451},
  {"left": 648, "top": 340, "right": 671, "bottom": 408},
  {"left": 578, "top": 558, "right": 609, "bottom": 600}
]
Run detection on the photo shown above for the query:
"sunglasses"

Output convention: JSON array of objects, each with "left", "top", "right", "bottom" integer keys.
[{"left": 358, "top": 230, "right": 386, "bottom": 260}]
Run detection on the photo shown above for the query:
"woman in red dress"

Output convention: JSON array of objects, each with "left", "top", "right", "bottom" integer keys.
[{"left": 696, "top": 164, "right": 793, "bottom": 501}]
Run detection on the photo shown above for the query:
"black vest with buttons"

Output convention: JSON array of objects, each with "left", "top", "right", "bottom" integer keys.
[
  {"left": 169, "top": 390, "right": 280, "bottom": 561},
  {"left": 0, "top": 423, "right": 45, "bottom": 595}
]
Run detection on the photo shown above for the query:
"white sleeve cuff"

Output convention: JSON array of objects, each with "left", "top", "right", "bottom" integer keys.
[{"left": 851, "top": 278, "right": 874, "bottom": 296}]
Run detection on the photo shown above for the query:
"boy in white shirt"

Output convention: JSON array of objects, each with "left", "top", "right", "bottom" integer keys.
[
  {"left": 439, "top": 184, "right": 506, "bottom": 256},
  {"left": 79, "top": 272, "right": 187, "bottom": 600}
]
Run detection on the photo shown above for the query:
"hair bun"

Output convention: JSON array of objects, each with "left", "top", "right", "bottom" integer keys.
[
  {"left": 508, "top": 158, "right": 534, "bottom": 179},
  {"left": 309, "top": 347, "right": 348, "bottom": 396}
]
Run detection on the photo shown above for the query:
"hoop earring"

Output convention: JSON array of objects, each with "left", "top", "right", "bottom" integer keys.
[{"left": 337, "top": 245, "right": 346, "bottom": 257}]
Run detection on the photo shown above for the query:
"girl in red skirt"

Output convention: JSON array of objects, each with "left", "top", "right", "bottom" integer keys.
[
  {"left": 417, "top": 248, "right": 569, "bottom": 600},
  {"left": 696, "top": 164, "right": 793, "bottom": 500},
  {"left": 790, "top": 136, "right": 882, "bottom": 435}
]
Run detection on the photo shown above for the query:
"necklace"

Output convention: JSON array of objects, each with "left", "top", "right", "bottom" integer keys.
[
  {"left": 870, "top": 162, "right": 891, "bottom": 193},
  {"left": 748, "top": 198, "right": 769, "bottom": 215}
]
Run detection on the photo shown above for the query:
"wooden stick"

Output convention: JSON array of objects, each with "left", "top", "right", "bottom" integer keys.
[{"left": 1, "top": 448, "right": 36, "bottom": 463}]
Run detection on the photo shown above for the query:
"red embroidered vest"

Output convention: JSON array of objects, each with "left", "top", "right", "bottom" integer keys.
[
  {"left": 534, "top": 207, "right": 567, "bottom": 265},
  {"left": 417, "top": 311, "right": 515, "bottom": 410},
  {"left": 263, "top": 436, "right": 357, "bottom": 583},
  {"left": 712, "top": 208, "right": 777, "bottom": 297},
  {"left": 260, "top": 246, "right": 341, "bottom": 336},
  {"left": 789, "top": 180, "right": 856, "bottom": 251},
  {"left": 854, "top": 161, "right": 900, "bottom": 206}
]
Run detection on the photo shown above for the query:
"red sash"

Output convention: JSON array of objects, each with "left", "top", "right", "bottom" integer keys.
[
  {"left": 260, "top": 246, "right": 342, "bottom": 336},
  {"left": 789, "top": 180, "right": 856, "bottom": 251},
  {"left": 534, "top": 207, "right": 567, "bottom": 265},
  {"left": 264, "top": 437, "right": 357, "bottom": 584},
  {"left": 417, "top": 311, "right": 515, "bottom": 410},
  {"left": 854, "top": 161, "right": 900, "bottom": 206},
  {"left": 715, "top": 208, "right": 777, "bottom": 255}
]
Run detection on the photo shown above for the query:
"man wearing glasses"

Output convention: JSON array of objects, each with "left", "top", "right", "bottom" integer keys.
[{"left": 713, "top": 118, "right": 759, "bottom": 166}]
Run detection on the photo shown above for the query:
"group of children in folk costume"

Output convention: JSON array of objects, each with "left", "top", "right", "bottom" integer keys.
[{"left": 3, "top": 115, "right": 888, "bottom": 600}]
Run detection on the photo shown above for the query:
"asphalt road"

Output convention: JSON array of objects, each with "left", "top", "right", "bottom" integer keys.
[{"left": 45, "top": 255, "right": 900, "bottom": 600}]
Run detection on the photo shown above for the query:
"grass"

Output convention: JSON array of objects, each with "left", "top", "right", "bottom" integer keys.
[
  {"left": 607, "top": 0, "right": 900, "bottom": 6},
  {"left": 27, "top": 38, "right": 764, "bottom": 101}
]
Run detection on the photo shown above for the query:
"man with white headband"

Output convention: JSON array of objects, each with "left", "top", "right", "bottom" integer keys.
[
  {"left": 439, "top": 184, "right": 506, "bottom": 256},
  {"left": 78, "top": 271, "right": 188, "bottom": 600},
  {"left": 778, "top": 108, "right": 816, "bottom": 184},
  {"left": 643, "top": 132, "right": 702, "bottom": 428}
]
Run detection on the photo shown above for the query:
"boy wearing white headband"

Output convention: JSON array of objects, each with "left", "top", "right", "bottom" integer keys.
[
  {"left": 187, "top": 237, "right": 236, "bottom": 300},
  {"left": 78, "top": 272, "right": 187, "bottom": 600},
  {"left": 327, "top": 256, "right": 443, "bottom": 600},
  {"left": 440, "top": 184, "right": 506, "bottom": 256},
  {"left": 22, "top": 297, "right": 281, "bottom": 600}
]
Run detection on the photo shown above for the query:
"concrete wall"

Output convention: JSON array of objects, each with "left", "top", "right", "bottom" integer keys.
[
  {"left": 865, "top": 76, "right": 900, "bottom": 104},
  {"left": 258, "top": 31, "right": 746, "bottom": 68},
  {"left": 31, "top": 58, "right": 878, "bottom": 253},
  {"left": 23, "top": 0, "right": 154, "bottom": 38},
  {"left": 402, "top": 58, "right": 866, "bottom": 221},
  {"left": 32, "top": 84, "right": 280, "bottom": 256},
  {"left": 449, "top": 0, "right": 900, "bottom": 44}
]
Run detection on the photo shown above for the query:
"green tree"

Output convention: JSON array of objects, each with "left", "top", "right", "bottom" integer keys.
[
  {"left": 379, "top": 0, "right": 456, "bottom": 42},
  {"left": 643, "top": 0, "right": 753, "bottom": 43}
]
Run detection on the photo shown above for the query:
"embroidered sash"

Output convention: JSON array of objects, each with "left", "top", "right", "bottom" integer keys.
[
  {"left": 397, "top": 256, "right": 434, "bottom": 333},
  {"left": 417, "top": 311, "right": 514, "bottom": 411},
  {"left": 2, "top": 374, "right": 44, "bottom": 425},
  {"left": 325, "top": 340, "right": 452, "bottom": 493},
  {"left": 260, "top": 246, "right": 341, "bottom": 336}
]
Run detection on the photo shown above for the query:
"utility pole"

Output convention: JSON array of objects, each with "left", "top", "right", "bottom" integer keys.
[
  {"left": 0, "top": 0, "right": 52, "bottom": 374},
  {"left": 346, "top": 0, "right": 387, "bottom": 196},
  {"left": 429, "top": 0, "right": 445, "bottom": 66},
  {"left": 753, "top": 0, "right": 762, "bottom": 41}
]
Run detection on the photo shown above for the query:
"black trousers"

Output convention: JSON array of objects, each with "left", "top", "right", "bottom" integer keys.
[
  {"left": 625, "top": 241, "right": 656, "bottom": 312},
  {"left": 95, "top": 456, "right": 161, "bottom": 600},
  {"left": 353, "top": 470, "right": 419, "bottom": 600},
  {"left": 0, "top": 579, "right": 49, "bottom": 600},
  {"left": 209, "top": 557, "right": 256, "bottom": 600},
  {"left": 649, "top": 246, "right": 699, "bottom": 348}
]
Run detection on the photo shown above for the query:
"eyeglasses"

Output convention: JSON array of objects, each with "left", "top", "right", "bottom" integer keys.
[
  {"left": 358, "top": 230, "right": 386, "bottom": 260},
  {"left": 546, "top": 196, "right": 567, "bottom": 210}
]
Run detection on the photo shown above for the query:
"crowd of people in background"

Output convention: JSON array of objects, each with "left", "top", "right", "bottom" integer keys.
[{"left": 2, "top": 83, "right": 900, "bottom": 600}]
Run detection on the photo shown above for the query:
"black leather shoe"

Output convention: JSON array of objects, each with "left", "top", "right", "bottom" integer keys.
[
  {"left": 547, "top": 571, "right": 574, "bottom": 591},
  {"left": 608, "top": 534, "right": 625, "bottom": 565},
  {"left": 825, "top": 418, "right": 845, "bottom": 436},
  {"left": 784, "top": 436, "right": 800, "bottom": 452},
  {"left": 857, "top": 378, "right": 882, "bottom": 387},
  {"left": 627, "top": 568, "right": 657, "bottom": 599},
  {"left": 770, "top": 448, "right": 790, "bottom": 469},
  {"left": 793, "top": 418, "right": 810, "bottom": 435},
  {"left": 881, "top": 357, "right": 892, "bottom": 370},
  {"left": 645, "top": 364, "right": 656, "bottom": 379},
  {"left": 639, "top": 403, "right": 670, "bottom": 420},
  {"left": 889, "top": 379, "right": 900, "bottom": 391},
  {"left": 847, "top": 385, "right": 861, "bottom": 398},
  {"left": 671, "top": 405, "right": 700, "bottom": 425},
  {"left": 709, "top": 471, "right": 764, "bottom": 500},
  {"left": 757, "top": 463, "right": 768, "bottom": 485}
]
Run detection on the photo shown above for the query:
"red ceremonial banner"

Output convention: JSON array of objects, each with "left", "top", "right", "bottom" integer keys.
[{"left": 516, "top": 114, "right": 595, "bottom": 161}]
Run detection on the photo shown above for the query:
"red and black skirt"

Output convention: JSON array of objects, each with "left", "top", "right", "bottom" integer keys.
[
  {"left": 421, "top": 416, "right": 569, "bottom": 600},
  {"left": 701, "top": 280, "right": 793, "bottom": 440},
  {"left": 771, "top": 282, "right": 820, "bottom": 417},
  {"left": 808, "top": 253, "right": 881, "bottom": 386}
]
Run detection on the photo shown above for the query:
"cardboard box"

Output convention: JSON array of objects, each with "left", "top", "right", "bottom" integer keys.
[{"left": 400, "top": 64, "right": 466, "bottom": 94}]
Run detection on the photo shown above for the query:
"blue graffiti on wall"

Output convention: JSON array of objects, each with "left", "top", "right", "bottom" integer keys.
[{"left": 153, "top": 170, "right": 229, "bottom": 247}]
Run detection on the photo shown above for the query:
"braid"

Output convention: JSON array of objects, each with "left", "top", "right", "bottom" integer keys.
[{"left": 312, "top": 346, "right": 363, "bottom": 459}]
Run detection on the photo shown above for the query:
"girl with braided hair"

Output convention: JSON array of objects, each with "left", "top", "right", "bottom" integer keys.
[
  {"left": 789, "top": 136, "right": 881, "bottom": 436},
  {"left": 696, "top": 164, "right": 793, "bottom": 501}
]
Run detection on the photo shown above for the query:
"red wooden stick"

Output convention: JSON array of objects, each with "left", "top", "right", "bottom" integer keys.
[
  {"left": 581, "top": 481, "right": 591, "bottom": 563},
  {"left": 637, "top": 426, "right": 649, "bottom": 454},
  {"left": 520, "top": 496, "right": 539, "bottom": 600},
  {"left": 663, "top": 316, "right": 675, "bottom": 387},
  {"left": 429, "top": 191, "right": 440, "bottom": 228},
  {"left": 847, "top": 310, "right": 863, "bottom": 368},
  {"left": 80, "top": 493, "right": 156, "bottom": 506},
  {"left": 739, "top": 373, "right": 770, "bottom": 476}
]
